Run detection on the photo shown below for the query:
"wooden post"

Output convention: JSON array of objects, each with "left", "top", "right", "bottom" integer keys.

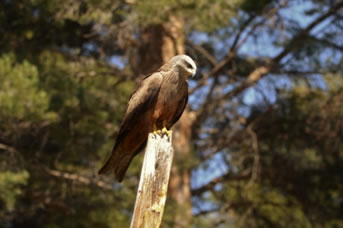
[{"left": 130, "top": 132, "right": 174, "bottom": 228}]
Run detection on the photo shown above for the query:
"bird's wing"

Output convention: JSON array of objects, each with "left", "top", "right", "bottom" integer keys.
[
  {"left": 98, "top": 72, "right": 163, "bottom": 178},
  {"left": 168, "top": 81, "right": 189, "bottom": 128},
  {"left": 116, "top": 72, "right": 163, "bottom": 142}
]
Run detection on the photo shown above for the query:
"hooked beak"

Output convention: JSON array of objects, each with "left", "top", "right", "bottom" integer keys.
[{"left": 191, "top": 68, "right": 197, "bottom": 77}]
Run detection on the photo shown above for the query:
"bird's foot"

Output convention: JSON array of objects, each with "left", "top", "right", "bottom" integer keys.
[
  {"left": 161, "top": 127, "right": 172, "bottom": 138},
  {"left": 152, "top": 124, "right": 172, "bottom": 138},
  {"left": 152, "top": 124, "right": 162, "bottom": 136},
  {"left": 153, "top": 129, "right": 162, "bottom": 135}
]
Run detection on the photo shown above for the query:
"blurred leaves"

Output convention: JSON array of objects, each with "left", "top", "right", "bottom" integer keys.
[
  {"left": 0, "top": 53, "right": 54, "bottom": 122},
  {"left": 0, "top": 171, "right": 29, "bottom": 211},
  {"left": 131, "top": 0, "right": 242, "bottom": 32}
]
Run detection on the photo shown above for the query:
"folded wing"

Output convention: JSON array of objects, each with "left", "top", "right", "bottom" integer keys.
[{"left": 98, "top": 73, "right": 163, "bottom": 181}]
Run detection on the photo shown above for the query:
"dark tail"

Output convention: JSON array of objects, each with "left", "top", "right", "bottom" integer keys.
[
  {"left": 98, "top": 150, "right": 134, "bottom": 182},
  {"left": 98, "top": 140, "right": 148, "bottom": 182}
]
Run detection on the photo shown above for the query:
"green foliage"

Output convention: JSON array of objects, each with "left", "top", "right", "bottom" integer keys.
[
  {"left": 0, "top": 29, "right": 135, "bottom": 227},
  {"left": 237, "top": 77, "right": 343, "bottom": 227},
  {"left": 0, "top": 49, "right": 136, "bottom": 226},
  {"left": 0, "top": 53, "right": 55, "bottom": 122},
  {"left": 240, "top": 0, "right": 272, "bottom": 15},
  {"left": 132, "top": 0, "right": 242, "bottom": 32},
  {"left": 0, "top": 171, "right": 29, "bottom": 211}
]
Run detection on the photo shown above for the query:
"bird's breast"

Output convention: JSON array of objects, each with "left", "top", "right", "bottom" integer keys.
[{"left": 152, "top": 75, "right": 187, "bottom": 126}]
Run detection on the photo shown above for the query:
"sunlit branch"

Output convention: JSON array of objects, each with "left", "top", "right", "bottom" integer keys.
[
  {"left": 193, "top": 2, "right": 343, "bottom": 133},
  {"left": 190, "top": 1, "right": 289, "bottom": 95},
  {"left": 46, "top": 168, "right": 114, "bottom": 190}
]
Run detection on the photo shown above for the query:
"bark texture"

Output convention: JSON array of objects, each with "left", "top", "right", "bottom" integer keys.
[{"left": 130, "top": 133, "right": 174, "bottom": 228}]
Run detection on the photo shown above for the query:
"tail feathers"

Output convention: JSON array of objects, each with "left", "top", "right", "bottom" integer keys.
[
  {"left": 98, "top": 157, "right": 114, "bottom": 175},
  {"left": 98, "top": 151, "right": 134, "bottom": 182},
  {"left": 114, "top": 154, "right": 135, "bottom": 182}
]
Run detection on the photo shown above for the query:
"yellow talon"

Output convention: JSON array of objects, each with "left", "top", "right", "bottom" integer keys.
[
  {"left": 153, "top": 124, "right": 161, "bottom": 135},
  {"left": 162, "top": 126, "right": 172, "bottom": 137},
  {"left": 152, "top": 123, "right": 172, "bottom": 137}
]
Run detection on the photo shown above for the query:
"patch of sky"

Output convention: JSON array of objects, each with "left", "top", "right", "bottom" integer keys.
[
  {"left": 108, "top": 55, "right": 127, "bottom": 69},
  {"left": 189, "top": 31, "right": 231, "bottom": 60},
  {"left": 243, "top": 74, "right": 293, "bottom": 106},
  {"left": 281, "top": 0, "right": 317, "bottom": 28},
  {"left": 82, "top": 42, "right": 97, "bottom": 56},
  {"left": 192, "top": 195, "right": 219, "bottom": 216},
  {"left": 318, "top": 49, "right": 343, "bottom": 69},
  {"left": 189, "top": 77, "right": 214, "bottom": 110},
  {"left": 243, "top": 86, "right": 266, "bottom": 105},
  {"left": 312, "top": 16, "right": 334, "bottom": 36},
  {"left": 220, "top": 81, "right": 237, "bottom": 95},
  {"left": 237, "top": 105, "right": 251, "bottom": 118},
  {"left": 191, "top": 152, "right": 229, "bottom": 190},
  {"left": 307, "top": 74, "right": 328, "bottom": 90},
  {"left": 188, "top": 79, "right": 198, "bottom": 89},
  {"left": 189, "top": 31, "right": 210, "bottom": 44},
  {"left": 191, "top": 151, "right": 230, "bottom": 215},
  {"left": 239, "top": 1, "right": 321, "bottom": 58}
]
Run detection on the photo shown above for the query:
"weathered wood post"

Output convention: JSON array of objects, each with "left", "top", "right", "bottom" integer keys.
[{"left": 130, "top": 132, "right": 174, "bottom": 228}]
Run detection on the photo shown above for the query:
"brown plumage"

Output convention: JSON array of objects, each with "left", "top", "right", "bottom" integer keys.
[{"left": 98, "top": 55, "right": 197, "bottom": 182}]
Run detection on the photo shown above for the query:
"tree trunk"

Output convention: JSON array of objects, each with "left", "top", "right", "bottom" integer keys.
[{"left": 168, "top": 109, "right": 194, "bottom": 227}]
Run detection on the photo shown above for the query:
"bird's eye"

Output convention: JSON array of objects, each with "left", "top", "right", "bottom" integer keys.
[{"left": 185, "top": 62, "right": 193, "bottom": 69}]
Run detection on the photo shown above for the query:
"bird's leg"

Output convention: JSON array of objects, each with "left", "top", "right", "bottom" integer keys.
[
  {"left": 153, "top": 123, "right": 162, "bottom": 135},
  {"left": 161, "top": 121, "right": 172, "bottom": 138}
]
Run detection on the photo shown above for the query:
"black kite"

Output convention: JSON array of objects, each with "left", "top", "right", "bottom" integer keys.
[{"left": 98, "top": 55, "right": 197, "bottom": 182}]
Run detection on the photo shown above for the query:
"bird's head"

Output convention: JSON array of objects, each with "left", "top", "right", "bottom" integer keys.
[{"left": 168, "top": 55, "right": 197, "bottom": 78}]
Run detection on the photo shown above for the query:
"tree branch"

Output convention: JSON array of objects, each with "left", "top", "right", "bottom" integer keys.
[
  {"left": 0, "top": 143, "right": 19, "bottom": 154},
  {"left": 190, "top": 1, "right": 289, "bottom": 94},
  {"left": 194, "top": 2, "right": 343, "bottom": 131},
  {"left": 46, "top": 168, "right": 114, "bottom": 190},
  {"left": 226, "top": 1, "right": 343, "bottom": 98},
  {"left": 191, "top": 171, "right": 251, "bottom": 196}
]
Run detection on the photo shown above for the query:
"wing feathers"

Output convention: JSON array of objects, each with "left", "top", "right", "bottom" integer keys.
[
  {"left": 98, "top": 73, "right": 163, "bottom": 181},
  {"left": 116, "top": 73, "right": 162, "bottom": 141},
  {"left": 168, "top": 82, "right": 189, "bottom": 128}
]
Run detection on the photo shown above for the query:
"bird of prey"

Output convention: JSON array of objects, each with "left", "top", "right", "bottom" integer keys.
[{"left": 98, "top": 55, "right": 197, "bottom": 182}]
